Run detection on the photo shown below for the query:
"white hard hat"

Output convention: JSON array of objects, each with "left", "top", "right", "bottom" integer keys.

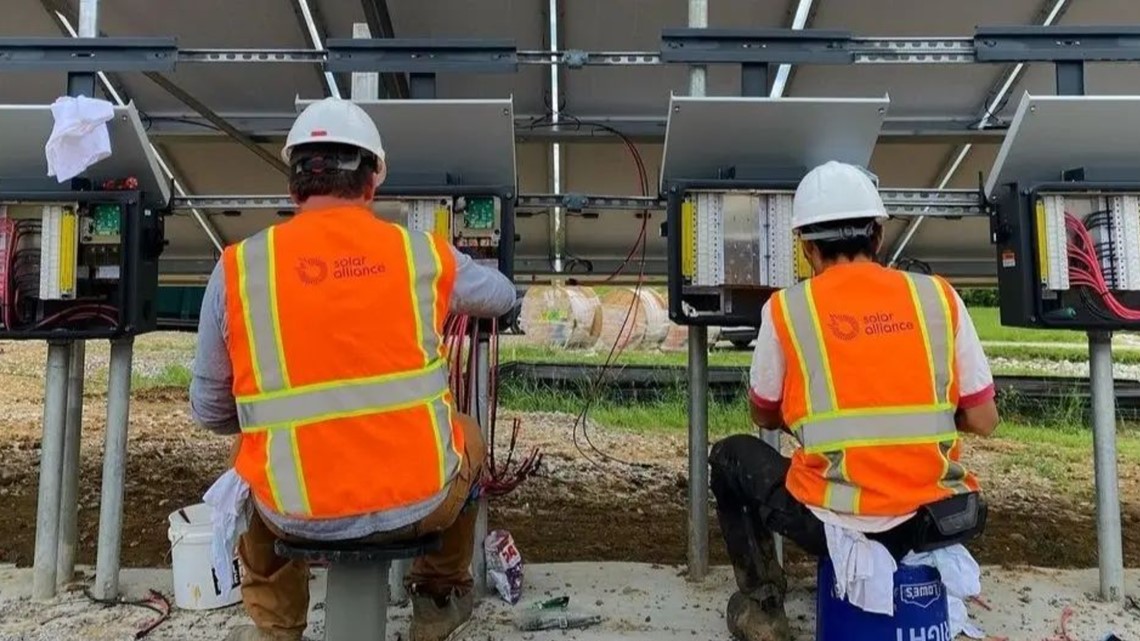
[
  {"left": 282, "top": 98, "right": 386, "bottom": 165},
  {"left": 792, "top": 161, "right": 887, "bottom": 231}
]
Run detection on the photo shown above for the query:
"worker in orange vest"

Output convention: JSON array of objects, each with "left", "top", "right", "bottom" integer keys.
[
  {"left": 189, "top": 97, "right": 517, "bottom": 641},
  {"left": 709, "top": 161, "right": 999, "bottom": 641}
]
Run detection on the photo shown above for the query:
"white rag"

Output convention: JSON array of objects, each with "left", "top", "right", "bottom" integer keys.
[
  {"left": 823, "top": 525, "right": 985, "bottom": 638},
  {"left": 202, "top": 469, "right": 251, "bottom": 593},
  {"left": 45, "top": 96, "right": 115, "bottom": 183}
]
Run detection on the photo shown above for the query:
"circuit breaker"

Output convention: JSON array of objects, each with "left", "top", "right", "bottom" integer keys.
[
  {"left": 0, "top": 193, "right": 164, "bottom": 339},
  {"left": 671, "top": 189, "right": 800, "bottom": 325},
  {"left": 992, "top": 185, "right": 1140, "bottom": 330},
  {"left": 403, "top": 195, "right": 507, "bottom": 275}
]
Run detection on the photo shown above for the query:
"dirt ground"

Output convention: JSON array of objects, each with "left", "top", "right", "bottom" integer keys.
[{"left": 1, "top": 336, "right": 1139, "bottom": 573}]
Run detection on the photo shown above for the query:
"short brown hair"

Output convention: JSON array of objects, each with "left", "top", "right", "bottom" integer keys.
[{"left": 288, "top": 143, "right": 379, "bottom": 203}]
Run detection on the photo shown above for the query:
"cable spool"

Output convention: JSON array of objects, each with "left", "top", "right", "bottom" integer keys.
[
  {"left": 518, "top": 284, "right": 601, "bottom": 349},
  {"left": 659, "top": 322, "right": 722, "bottom": 352},
  {"left": 596, "top": 287, "right": 669, "bottom": 352}
]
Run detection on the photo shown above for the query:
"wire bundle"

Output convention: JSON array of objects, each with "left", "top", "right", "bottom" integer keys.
[
  {"left": 1065, "top": 212, "right": 1140, "bottom": 321},
  {"left": 443, "top": 314, "right": 540, "bottom": 496}
]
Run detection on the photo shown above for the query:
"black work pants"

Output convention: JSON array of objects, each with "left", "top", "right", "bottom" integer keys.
[{"left": 709, "top": 434, "right": 922, "bottom": 605}]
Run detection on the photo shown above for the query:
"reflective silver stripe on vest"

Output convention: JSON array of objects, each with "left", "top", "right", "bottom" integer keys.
[
  {"left": 267, "top": 428, "right": 308, "bottom": 515},
  {"left": 239, "top": 232, "right": 287, "bottom": 391},
  {"left": 822, "top": 451, "right": 858, "bottom": 513},
  {"left": 403, "top": 229, "right": 443, "bottom": 364},
  {"left": 782, "top": 283, "right": 835, "bottom": 414},
  {"left": 799, "top": 409, "right": 957, "bottom": 453},
  {"left": 906, "top": 273, "right": 953, "bottom": 404},
  {"left": 429, "top": 394, "right": 462, "bottom": 486},
  {"left": 237, "top": 362, "right": 449, "bottom": 428}
]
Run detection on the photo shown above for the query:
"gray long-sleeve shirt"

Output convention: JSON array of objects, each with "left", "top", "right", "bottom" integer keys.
[{"left": 190, "top": 243, "right": 516, "bottom": 539}]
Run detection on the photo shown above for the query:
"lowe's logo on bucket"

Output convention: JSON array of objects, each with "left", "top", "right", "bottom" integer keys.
[
  {"left": 898, "top": 581, "right": 942, "bottom": 608},
  {"left": 895, "top": 622, "right": 951, "bottom": 641}
]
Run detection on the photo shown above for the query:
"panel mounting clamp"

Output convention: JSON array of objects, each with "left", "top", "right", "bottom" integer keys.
[
  {"left": 660, "top": 28, "right": 853, "bottom": 65},
  {"left": 325, "top": 38, "right": 518, "bottom": 73},
  {"left": 0, "top": 37, "right": 178, "bottom": 72},
  {"left": 974, "top": 25, "right": 1140, "bottom": 62}
]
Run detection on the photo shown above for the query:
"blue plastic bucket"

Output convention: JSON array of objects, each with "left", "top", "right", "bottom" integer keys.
[{"left": 816, "top": 556, "right": 950, "bottom": 641}]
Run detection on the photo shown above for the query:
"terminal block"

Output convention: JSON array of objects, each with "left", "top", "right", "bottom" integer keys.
[
  {"left": 674, "top": 189, "right": 799, "bottom": 325},
  {"left": 0, "top": 191, "right": 164, "bottom": 340},
  {"left": 992, "top": 186, "right": 1140, "bottom": 330}
]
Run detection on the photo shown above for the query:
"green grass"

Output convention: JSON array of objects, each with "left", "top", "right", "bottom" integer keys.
[
  {"left": 971, "top": 307, "right": 1090, "bottom": 344},
  {"left": 500, "top": 343, "right": 753, "bottom": 367},
  {"left": 131, "top": 363, "right": 192, "bottom": 390}
]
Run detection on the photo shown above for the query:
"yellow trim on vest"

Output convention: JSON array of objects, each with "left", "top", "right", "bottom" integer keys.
[
  {"left": 778, "top": 290, "right": 814, "bottom": 415},
  {"left": 265, "top": 430, "right": 286, "bottom": 512},
  {"left": 791, "top": 402, "right": 956, "bottom": 431},
  {"left": 289, "top": 427, "right": 312, "bottom": 515},
  {"left": 236, "top": 359, "right": 445, "bottom": 404},
  {"left": 237, "top": 242, "right": 264, "bottom": 394},
  {"left": 905, "top": 275, "right": 939, "bottom": 402},
  {"left": 398, "top": 227, "right": 430, "bottom": 367},
  {"left": 426, "top": 396, "right": 447, "bottom": 488},
  {"left": 241, "top": 389, "right": 450, "bottom": 434},
  {"left": 265, "top": 228, "right": 291, "bottom": 389},
  {"left": 935, "top": 283, "right": 956, "bottom": 400},
  {"left": 808, "top": 431, "right": 959, "bottom": 454},
  {"left": 803, "top": 281, "right": 839, "bottom": 411},
  {"left": 425, "top": 237, "right": 445, "bottom": 359}
]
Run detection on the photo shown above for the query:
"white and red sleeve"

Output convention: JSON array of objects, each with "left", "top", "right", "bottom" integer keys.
[
  {"left": 749, "top": 300, "right": 786, "bottom": 411},
  {"left": 952, "top": 291, "right": 996, "bottom": 408}
]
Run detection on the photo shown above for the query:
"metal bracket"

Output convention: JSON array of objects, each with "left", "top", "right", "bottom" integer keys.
[
  {"left": 562, "top": 49, "right": 589, "bottom": 68},
  {"left": 974, "top": 25, "right": 1140, "bottom": 62},
  {"left": 0, "top": 37, "right": 177, "bottom": 72},
  {"left": 660, "top": 28, "right": 853, "bottom": 65},
  {"left": 325, "top": 38, "right": 518, "bottom": 73}
]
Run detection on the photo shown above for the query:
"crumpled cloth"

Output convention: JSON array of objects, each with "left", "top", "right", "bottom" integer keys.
[
  {"left": 903, "top": 545, "right": 985, "bottom": 639},
  {"left": 45, "top": 96, "right": 115, "bottom": 182},
  {"left": 203, "top": 468, "right": 251, "bottom": 593},
  {"left": 824, "top": 525, "right": 985, "bottom": 638},
  {"left": 823, "top": 522, "right": 898, "bottom": 615}
]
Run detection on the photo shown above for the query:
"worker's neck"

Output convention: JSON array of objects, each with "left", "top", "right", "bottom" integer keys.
[
  {"left": 816, "top": 253, "right": 876, "bottom": 274},
  {"left": 296, "top": 196, "right": 373, "bottom": 214}
]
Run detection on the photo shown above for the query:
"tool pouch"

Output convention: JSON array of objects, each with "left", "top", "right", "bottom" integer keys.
[{"left": 913, "top": 492, "right": 987, "bottom": 553}]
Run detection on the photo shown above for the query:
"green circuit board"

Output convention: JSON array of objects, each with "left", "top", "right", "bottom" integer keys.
[
  {"left": 91, "top": 204, "right": 121, "bottom": 236},
  {"left": 463, "top": 197, "right": 495, "bottom": 230}
]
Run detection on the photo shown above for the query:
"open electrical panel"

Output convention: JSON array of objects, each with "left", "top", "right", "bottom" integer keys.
[{"left": 403, "top": 195, "right": 507, "bottom": 273}]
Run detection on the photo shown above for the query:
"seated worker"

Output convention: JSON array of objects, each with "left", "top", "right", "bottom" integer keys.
[
  {"left": 709, "top": 161, "right": 999, "bottom": 641},
  {"left": 189, "top": 97, "right": 517, "bottom": 641}
]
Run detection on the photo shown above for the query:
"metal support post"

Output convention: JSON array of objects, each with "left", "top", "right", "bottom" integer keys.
[
  {"left": 1088, "top": 331, "right": 1124, "bottom": 601},
  {"left": 93, "top": 337, "right": 134, "bottom": 600},
  {"left": 687, "top": 327, "right": 710, "bottom": 580},
  {"left": 685, "top": 0, "right": 710, "bottom": 584},
  {"left": 32, "top": 342, "right": 72, "bottom": 600},
  {"left": 741, "top": 63, "right": 769, "bottom": 97},
  {"left": 548, "top": 0, "right": 565, "bottom": 273},
  {"left": 408, "top": 73, "right": 437, "bottom": 99},
  {"left": 1055, "top": 60, "right": 1086, "bottom": 96},
  {"left": 57, "top": 341, "right": 86, "bottom": 586},
  {"left": 351, "top": 23, "right": 381, "bottom": 100},
  {"left": 471, "top": 338, "right": 491, "bottom": 596}
]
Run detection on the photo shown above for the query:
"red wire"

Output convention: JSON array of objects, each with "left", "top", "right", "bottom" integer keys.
[{"left": 1065, "top": 212, "right": 1140, "bottom": 320}]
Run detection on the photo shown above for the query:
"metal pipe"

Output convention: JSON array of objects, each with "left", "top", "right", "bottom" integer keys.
[
  {"left": 77, "top": 0, "right": 98, "bottom": 37},
  {"left": 295, "top": 0, "right": 341, "bottom": 98},
  {"left": 769, "top": 0, "right": 814, "bottom": 97},
  {"left": 351, "top": 23, "right": 381, "bottom": 101},
  {"left": 685, "top": 0, "right": 710, "bottom": 584},
  {"left": 57, "top": 341, "right": 86, "bottom": 586},
  {"left": 1088, "top": 331, "right": 1125, "bottom": 601},
  {"left": 93, "top": 338, "right": 134, "bottom": 600},
  {"left": 32, "top": 342, "right": 72, "bottom": 600},
  {"left": 548, "top": 0, "right": 565, "bottom": 273},
  {"left": 471, "top": 339, "right": 491, "bottom": 596}
]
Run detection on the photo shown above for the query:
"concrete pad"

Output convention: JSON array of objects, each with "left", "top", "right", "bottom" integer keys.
[{"left": 0, "top": 563, "right": 1138, "bottom": 640}]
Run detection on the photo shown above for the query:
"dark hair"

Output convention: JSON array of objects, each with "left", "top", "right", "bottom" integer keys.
[
  {"left": 801, "top": 217, "right": 882, "bottom": 262},
  {"left": 288, "top": 143, "right": 379, "bottom": 203}
]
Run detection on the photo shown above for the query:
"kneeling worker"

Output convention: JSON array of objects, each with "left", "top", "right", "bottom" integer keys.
[
  {"left": 190, "top": 97, "right": 517, "bottom": 641},
  {"left": 710, "top": 161, "right": 999, "bottom": 640}
]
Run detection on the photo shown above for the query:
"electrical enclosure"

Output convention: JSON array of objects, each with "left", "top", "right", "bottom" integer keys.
[
  {"left": 668, "top": 188, "right": 803, "bottom": 325},
  {"left": 0, "top": 191, "right": 165, "bottom": 340},
  {"left": 992, "top": 183, "right": 1140, "bottom": 330}
]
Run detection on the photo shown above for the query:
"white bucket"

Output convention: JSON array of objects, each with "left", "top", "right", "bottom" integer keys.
[{"left": 167, "top": 503, "right": 243, "bottom": 610}]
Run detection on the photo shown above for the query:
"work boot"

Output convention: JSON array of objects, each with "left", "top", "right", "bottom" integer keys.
[
  {"left": 222, "top": 625, "right": 303, "bottom": 641},
  {"left": 409, "top": 589, "right": 474, "bottom": 641},
  {"left": 726, "top": 591, "right": 792, "bottom": 641}
]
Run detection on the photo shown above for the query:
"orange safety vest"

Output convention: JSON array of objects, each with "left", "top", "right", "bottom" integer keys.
[
  {"left": 222, "top": 205, "right": 461, "bottom": 520},
  {"left": 769, "top": 262, "right": 979, "bottom": 516}
]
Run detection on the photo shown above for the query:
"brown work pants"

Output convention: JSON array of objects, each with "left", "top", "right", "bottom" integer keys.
[{"left": 236, "top": 414, "right": 486, "bottom": 633}]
